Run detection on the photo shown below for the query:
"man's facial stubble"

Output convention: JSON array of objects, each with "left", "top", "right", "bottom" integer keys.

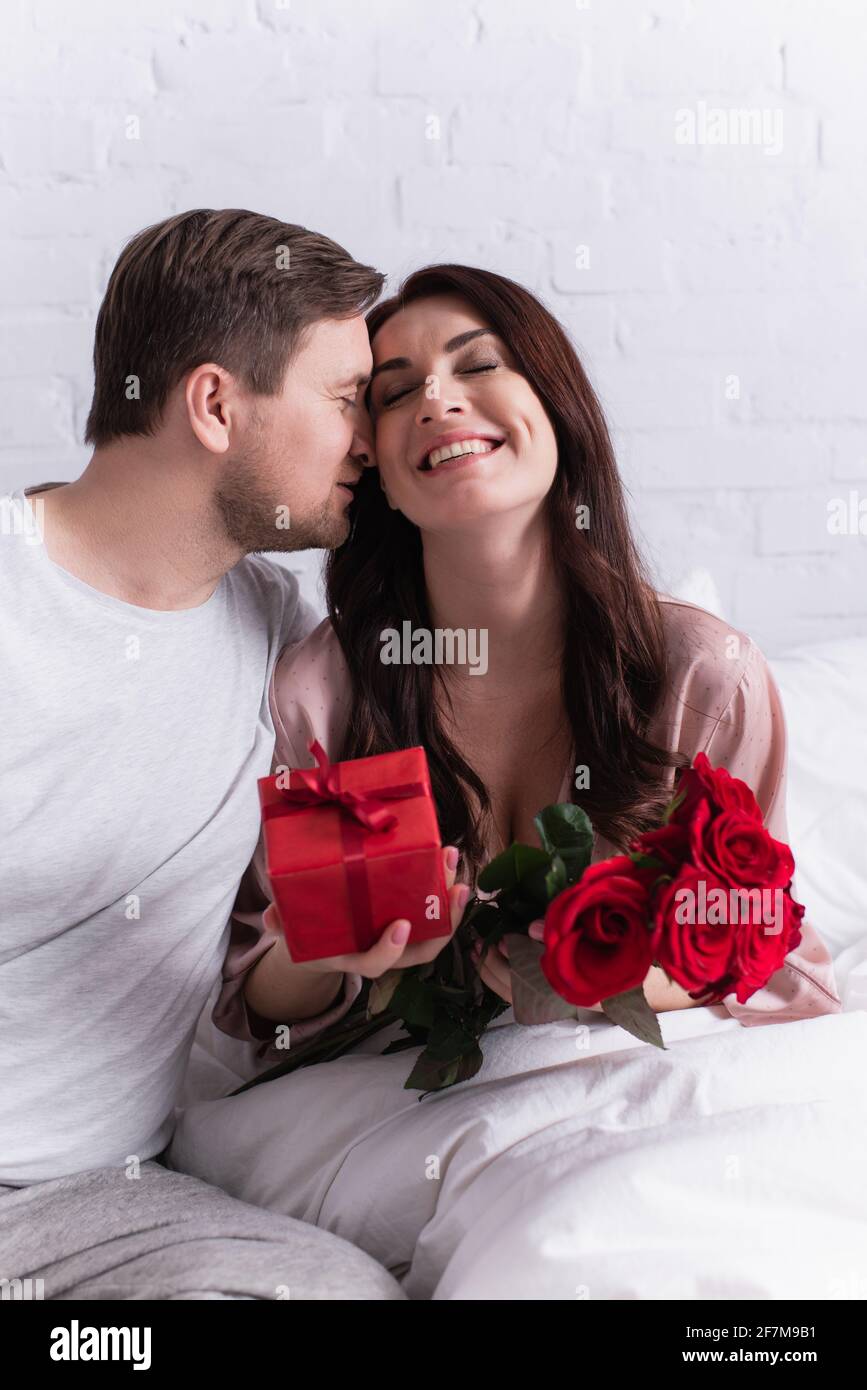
[{"left": 214, "top": 406, "right": 350, "bottom": 555}]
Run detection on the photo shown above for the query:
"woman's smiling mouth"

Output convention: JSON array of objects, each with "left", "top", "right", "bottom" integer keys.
[{"left": 417, "top": 433, "right": 505, "bottom": 473}]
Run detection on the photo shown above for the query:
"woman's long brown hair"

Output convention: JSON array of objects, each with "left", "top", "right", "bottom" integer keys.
[{"left": 325, "top": 264, "right": 690, "bottom": 876}]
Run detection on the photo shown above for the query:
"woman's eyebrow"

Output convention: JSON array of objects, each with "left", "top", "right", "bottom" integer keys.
[{"left": 369, "top": 328, "right": 496, "bottom": 382}]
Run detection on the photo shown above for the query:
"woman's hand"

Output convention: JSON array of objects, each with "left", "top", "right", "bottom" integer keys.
[
  {"left": 264, "top": 845, "right": 469, "bottom": 981},
  {"left": 471, "top": 919, "right": 604, "bottom": 1011},
  {"left": 472, "top": 919, "right": 714, "bottom": 1014},
  {"left": 471, "top": 918, "right": 543, "bottom": 1006},
  {"left": 471, "top": 934, "right": 515, "bottom": 1003}
]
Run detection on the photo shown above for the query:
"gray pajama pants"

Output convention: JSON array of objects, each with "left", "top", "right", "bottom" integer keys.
[{"left": 0, "top": 1158, "right": 406, "bottom": 1301}]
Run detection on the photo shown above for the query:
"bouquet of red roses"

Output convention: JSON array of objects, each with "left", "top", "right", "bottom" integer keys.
[
  {"left": 524, "top": 751, "right": 805, "bottom": 1046},
  {"left": 231, "top": 752, "right": 805, "bottom": 1098},
  {"left": 379, "top": 749, "right": 805, "bottom": 1078}
]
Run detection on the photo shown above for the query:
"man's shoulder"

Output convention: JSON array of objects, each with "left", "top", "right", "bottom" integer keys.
[
  {"left": 231, "top": 551, "right": 299, "bottom": 597},
  {"left": 228, "top": 553, "right": 321, "bottom": 649}
]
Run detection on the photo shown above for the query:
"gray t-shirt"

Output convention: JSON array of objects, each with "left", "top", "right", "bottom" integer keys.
[{"left": 0, "top": 486, "right": 317, "bottom": 1185}]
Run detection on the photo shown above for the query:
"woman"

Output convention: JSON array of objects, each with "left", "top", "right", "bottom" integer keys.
[
  {"left": 219, "top": 264, "right": 841, "bottom": 1047},
  {"left": 172, "top": 266, "right": 845, "bottom": 1285}
]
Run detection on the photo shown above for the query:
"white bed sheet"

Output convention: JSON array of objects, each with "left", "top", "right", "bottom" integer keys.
[
  {"left": 170, "top": 1000, "right": 867, "bottom": 1300},
  {"left": 171, "top": 628, "right": 867, "bottom": 1298}
]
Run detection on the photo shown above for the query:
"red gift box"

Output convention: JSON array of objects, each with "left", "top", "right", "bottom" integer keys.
[{"left": 258, "top": 740, "right": 452, "bottom": 962}]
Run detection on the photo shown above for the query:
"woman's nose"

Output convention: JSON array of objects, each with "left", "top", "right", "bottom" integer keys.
[{"left": 416, "top": 399, "right": 467, "bottom": 427}]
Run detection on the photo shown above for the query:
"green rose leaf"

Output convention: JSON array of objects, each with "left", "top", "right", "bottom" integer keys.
[
  {"left": 405, "top": 1042, "right": 485, "bottom": 1094},
  {"left": 600, "top": 986, "right": 666, "bottom": 1049},
  {"left": 519, "top": 853, "right": 569, "bottom": 908},
  {"left": 404, "top": 1051, "right": 459, "bottom": 1092},
  {"left": 546, "top": 853, "right": 568, "bottom": 898},
  {"left": 389, "top": 972, "right": 439, "bottom": 1030},
  {"left": 493, "top": 895, "right": 544, "bottom": 929},
  {"left": 477, "top": 842, "right": 551, "bottom": 894},
  {"left": 459, "top": 895, "right": 493, "bottom": 931},
  {"left": 534, "top": 803, "right": 594, "bottom": 884},
  {"left": 404, "top": 1025, "right": 484, "bottom": 1093},
  {"left": 368, "top": 968, "right": 402, "bottom": 1017},
  {"left": 466, "top": 902, "right": 504, "bottom": 941},
  {"left": 508, "top": 934, "right": 582, "bottom": 1025},
  {"left": 422, "top": 1016, "right": 478, "bottom": 1061}
]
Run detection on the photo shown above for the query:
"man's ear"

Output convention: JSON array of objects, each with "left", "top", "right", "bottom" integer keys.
[{"left": 185, "top": 363, "right": 234, "bottom": 454}]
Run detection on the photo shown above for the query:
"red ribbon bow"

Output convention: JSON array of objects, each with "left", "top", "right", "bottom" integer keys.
[{"left": 276, "top": 740, "right": 421, "bottom": 834}]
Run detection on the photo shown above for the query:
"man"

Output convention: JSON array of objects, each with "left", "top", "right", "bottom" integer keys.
[{"left": 0, "top": 209, "right": 459, "bottom": 1301}]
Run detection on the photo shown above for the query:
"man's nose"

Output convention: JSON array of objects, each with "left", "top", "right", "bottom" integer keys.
[
  {"left": 350, "top": 399, "right": 376, "bottom": 468},
  {"left": 350, "top": 428, "right": 376, "bottom": 470}
]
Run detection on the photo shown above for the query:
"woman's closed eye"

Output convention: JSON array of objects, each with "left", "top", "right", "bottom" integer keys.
[{"left": 380, "top": 360, "right": 499, "bottom": 409}]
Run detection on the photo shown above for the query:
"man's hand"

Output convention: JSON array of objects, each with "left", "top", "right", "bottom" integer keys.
[{"left": 267, "top": 844, "right": 469, "bottom": 980}]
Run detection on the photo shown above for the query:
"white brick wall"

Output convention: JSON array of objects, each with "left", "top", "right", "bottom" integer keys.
[{"left": 1, "top": 0, "right": 864, "bottom": 653}]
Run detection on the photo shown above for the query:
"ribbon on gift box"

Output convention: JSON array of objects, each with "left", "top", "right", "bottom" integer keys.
[{"left": 262, "top": 740, "right": 426, "bottom": 944}]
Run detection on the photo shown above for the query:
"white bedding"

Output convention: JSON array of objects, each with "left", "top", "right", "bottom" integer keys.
[
  {"left": 171, "top": 627, "right": 867, "bottom": 1299},
  {"left": 169, "top": 1002, "right": 867, "bottom": 1300}
]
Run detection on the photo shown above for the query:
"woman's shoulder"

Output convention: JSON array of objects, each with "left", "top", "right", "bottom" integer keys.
[
  {"left": 273, "top": 612, "right": 346, "bottom": 675},
  {"left": 269, "top": 615, "right": 352, "bottom": 766},
  {"left": 651, "top": 590, "right": 766, "bottom": 735}
]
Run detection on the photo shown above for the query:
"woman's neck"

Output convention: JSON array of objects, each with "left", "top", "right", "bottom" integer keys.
[{"left": 421, "top": 512, "right": 565, "bottom": 690}]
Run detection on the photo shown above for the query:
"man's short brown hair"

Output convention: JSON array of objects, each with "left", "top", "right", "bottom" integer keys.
[{"left": 84, "top": 208, "right": 385, "bottom": 447}]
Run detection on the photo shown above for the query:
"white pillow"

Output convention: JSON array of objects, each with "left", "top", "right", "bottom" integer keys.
[
  {"left": 768, "top": 636, "right": 867, "bottom": 959},
  {"left": 661, "top": 572, "right": 866, "bottom": 961}
]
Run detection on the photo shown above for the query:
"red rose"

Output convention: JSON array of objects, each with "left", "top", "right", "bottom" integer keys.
[
  {"left": 783, "top": 890, "right": 806, "bottom": 954},
  {"left": 541, "top": 856, "right": 658, "bottom": 1007},
  {"left": 689, "top": 801, "right": 795, "bottom": 890},
  {"left": 653, "top": 865, "right": 738, "bottom": 1000},
  {"left": 629, "top": 821, "right": 691, "bottom": 873},
  {"left": 670, "top": 750, "right": 763, "bottom": 828},
  {"left": 729, "top": 887, "right": 805, "bottom": 1003}
]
